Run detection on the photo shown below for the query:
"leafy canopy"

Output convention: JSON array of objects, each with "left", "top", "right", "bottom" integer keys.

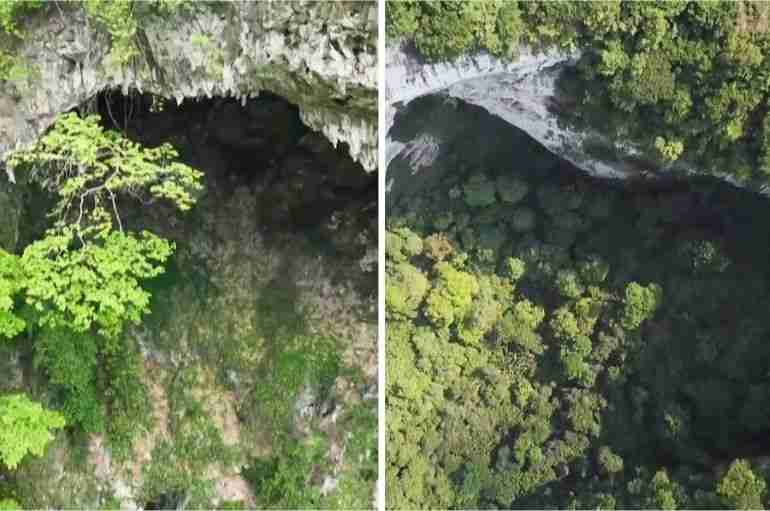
[
  {"left": 2, "top": 112, "right": 202, "bottom": 339},
  {"left": 0, "top": 112, "right": 201, "bottom": 446},
  {"left": 0, "top": 393, "right": 65, "bottom": 470}
]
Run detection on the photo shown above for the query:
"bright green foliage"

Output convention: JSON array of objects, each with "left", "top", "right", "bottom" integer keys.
[
  {"left": 511, "top": 299, "right": 545, "bottom": 332},
  {"left": 82, "top": 0, "right": 184, "bottom": 66},
  {"left": 386, "top": 227, "right": 424, "bottom": 262},
  {"left": 0, "top": 110, "right": 201, "bottom": 457},
  {"left": 8, "top": 113, "right": 203, "bottom": 243},
  {"left": 457, "top": 275, "right": 510, "bottom": 345},
  {"left": 83, "top": 0, "right": 141, "bottom": 65},
  {"left": 424, "top": 261, "right": 479, "bottom": 328},
  {"left": 506, "top": 257, "right": 526, "bottom": 282},
  {"left": 654, "top": 136, "right": 684, "bottom": 162},
  {"left": 597, "top": 445, "right": 623, "bottom": 475},
  {"left": 0, "top": 393, "right": 65, "bottom": 470},
  {"left": 21, "top": 229, "right": 173, "bottom": 338},
  {"left": 0, "top": 499, "right": 20, "bottom": 510},
  {"left": 621, "top": 282, "right": 662, "bottom": 330},
  {"left": 386, "top": 262, "right": 429, "bottom": 318},
  {"left": 0, "top": 0, "right": 43, "bottom": 35},
  {"left": 550, "top": 306, "right": 581, "bottom": 341},
  {"left": 560, "top": 334, "right": 594, "bottom": 386},
  {"left": 2, "top": 112, "right": 202, "bottom": 338},
  {"left": 641, "top": 470, "right": 686, "bottom": 510},
  {"left": 555, "top": 268, "right": 585, "bottom": 300},
  {"left": 0, "top": 251, "right": 26, "bottom": 339},
  {"left": 717, "top": 459, "right": 767, "bottom": 510},
  {"left": 387, "top": 0, "right": 523, "bottom": 60}
]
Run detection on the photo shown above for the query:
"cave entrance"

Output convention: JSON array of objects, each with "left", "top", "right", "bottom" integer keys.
[
  {"left": 387, "top": 93, "right": 770, "bottom": 475},
  {"left": 85, "top": 89, "right": 376, "bottom": 233}
]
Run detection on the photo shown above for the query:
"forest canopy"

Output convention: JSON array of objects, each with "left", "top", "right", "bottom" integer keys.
[{"left": 386, "top": 97, "right": 770, "bottom": 509}]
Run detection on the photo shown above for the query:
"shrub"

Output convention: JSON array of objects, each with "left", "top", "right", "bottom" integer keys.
[
  {"left": 717, "top": 459, "right": 767, "bottom": 510},
  {"left": 463, "top": 174, "right": 497, "bottom": 208},
  {"left": 495, "top": 176, "right": 529, "bottom": 204},
  {"left": 621, "top": 282, "right": 662, "bottom": 330},
  {"left": 555, "top": 269, "right": 585, "bottom": 300},
  {"left": 425, "top": 262, "right": 479, "bottom": 328},
  {"left": 598, "top": 446, "right": 624, "bottom": 475},
  {"left": 0, "top": 393, "right": 65, "bottom": 470},
  {"left": 387, "top": 262, "right": 430, "bottom": 318}
]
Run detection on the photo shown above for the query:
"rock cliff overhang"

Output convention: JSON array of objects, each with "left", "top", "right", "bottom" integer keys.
[
  {"left": 386, "top": 42, "right": 758, "bottom": 193},
  {"left": 0, "top": 1, "right": 377, "bottom": 179}
]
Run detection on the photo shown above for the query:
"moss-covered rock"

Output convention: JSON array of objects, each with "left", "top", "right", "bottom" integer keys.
[{"left": 0, "top": 179, "right": 21, "bottom": 252}]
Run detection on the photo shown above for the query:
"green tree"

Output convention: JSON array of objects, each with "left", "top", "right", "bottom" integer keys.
[
  {"left": 0, "top": 393, "right": 65, "bottom": 470},
  {"left": 1, "top": 112, "right": 201, "bottom": 443},
  {"left": 424, "top": 261, "right": 479, "bottom": 328},
  {"left": 717, "top": 459, "right": 767, "bottom": 510},
  {"left": 597, "top": 445, "right": 623, "bottom": 476},
  {"left": 4, "top": 112, "right": 202, "bottom": 338},
  {"left": 621, "top": 282, "right": 662, "bottom": 330},
  {"left": 387, "top": 262, "right": 430, "bottom": 319}
]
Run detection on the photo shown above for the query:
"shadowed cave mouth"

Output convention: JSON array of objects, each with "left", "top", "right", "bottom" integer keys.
[
  {"left": 89, "top": 89, "right": 376, "bottom": 233},
  {"left": 388, "top": 94, "right": 770, "bottom": 480}
]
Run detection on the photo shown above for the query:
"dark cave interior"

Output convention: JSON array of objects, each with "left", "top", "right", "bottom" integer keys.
[{"left": 90, "top": 89, "right": 376, "bottom": 232}]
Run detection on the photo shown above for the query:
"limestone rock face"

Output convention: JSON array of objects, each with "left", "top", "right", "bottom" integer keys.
[
  {"left": 0, "top": 1, "right": 377, "bottom": 173},
  {"left": 386, "top": 43, "right": 729, "bottom": 187}
]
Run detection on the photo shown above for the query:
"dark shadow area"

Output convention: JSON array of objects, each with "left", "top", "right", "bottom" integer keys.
[{"left": 88, "top": 89, "right": 376, "bottom": 236}]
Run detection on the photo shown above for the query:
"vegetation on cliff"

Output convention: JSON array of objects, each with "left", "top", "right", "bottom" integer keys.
[
  {"left": 388, "top": 0, "right": 770, "bottom": 186},
  {"left": 0, "top": 110, "right": 201, "bottom": 504}
]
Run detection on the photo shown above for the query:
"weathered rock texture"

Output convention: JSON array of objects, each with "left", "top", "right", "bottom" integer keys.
[
  {"left": 0, "top": 1, "right": 377, "bottom": 174},
  {"left": 386, "top": 43, "right": 721, "bottom": 186}
]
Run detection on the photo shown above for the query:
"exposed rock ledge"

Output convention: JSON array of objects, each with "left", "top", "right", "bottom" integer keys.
[
  {"left": 386, "top": 43, "right": 753, "bottom": 191},
  {"left": 0, "top": 1, "right": 377, "bottom": 176}
]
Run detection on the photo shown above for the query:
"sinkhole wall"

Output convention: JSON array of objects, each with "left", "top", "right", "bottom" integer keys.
[{"left": 0, "top": 1, "right": 377, "bottom": 177}]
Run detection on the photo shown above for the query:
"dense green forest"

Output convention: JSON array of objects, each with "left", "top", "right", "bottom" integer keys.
[
  {"left": 386, "top": 92, "right": 770, "bottom": 509},
  {"left": 388, "top": 0, "right": 770, "bottom": 187}
]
